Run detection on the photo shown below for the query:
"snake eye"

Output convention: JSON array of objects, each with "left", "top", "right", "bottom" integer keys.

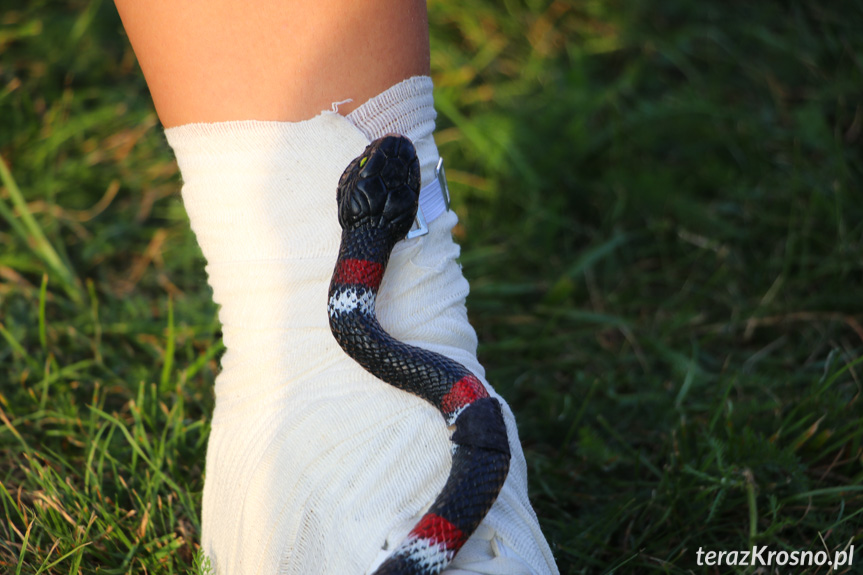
[{"left": 359, "top": 157, "right": 368, "bottom": 168}]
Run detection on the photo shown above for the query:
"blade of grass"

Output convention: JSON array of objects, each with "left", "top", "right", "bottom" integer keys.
[
  {"left": 38, "top": 274, "right": 48, "bottom": 351},
  {"left": 0, "top": 155, "right": 82, "bottom": 304},
  {"left": 34, "top": 542, "right": 92, "bottom": 575},
  {"left": 87, "top": 279, "right": 103, "bottom": 364},
  {"left": 0, "top": 321, "right": 42, "bottom": 374},
  {"left": 15, "top": 518, "right": 34, "bottom": 575},
  {"left": 160, "top": 295, "right": 174, "bottom": 392}
]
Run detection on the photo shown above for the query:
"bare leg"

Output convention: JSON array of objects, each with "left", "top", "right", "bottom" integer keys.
[{"left": 113, "top": 0, "right": 429, "bottom": 126}]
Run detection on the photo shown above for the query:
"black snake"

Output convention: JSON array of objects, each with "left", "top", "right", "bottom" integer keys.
[{"left": 327, "top": 135, "right": 511, "bottom": 574}]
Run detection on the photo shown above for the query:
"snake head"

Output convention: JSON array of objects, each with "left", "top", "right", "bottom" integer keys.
[{"left": 337, "top": 134, "right": 421, "bottom": 239}]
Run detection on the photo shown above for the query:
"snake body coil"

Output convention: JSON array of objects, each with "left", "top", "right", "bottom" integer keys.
[{"left": 328, "top": 135, "right": 511, "bottom": 575}]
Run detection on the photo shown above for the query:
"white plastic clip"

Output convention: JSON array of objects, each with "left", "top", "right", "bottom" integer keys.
[
  {"left": 406, "top": 158, "right": 450, "bottom": 239},
  {"left": 436, "top": 157, "right": 451, "bottom": 211},
  {"left": 406, "top": 202, "right": 428, "bottom": 239}
]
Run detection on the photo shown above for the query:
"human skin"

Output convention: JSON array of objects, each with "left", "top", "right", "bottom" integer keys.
[{"left": 113, "top": 0, "right": 430, "bottom": 127}]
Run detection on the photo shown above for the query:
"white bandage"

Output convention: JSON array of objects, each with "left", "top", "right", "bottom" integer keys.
[{"left": 166, "top": 77, "right": 558, "bottom": 575}]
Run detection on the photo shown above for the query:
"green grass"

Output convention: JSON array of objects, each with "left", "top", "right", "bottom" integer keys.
[{"left": 1, "top": 0, "right": 862, "bottom": 573}]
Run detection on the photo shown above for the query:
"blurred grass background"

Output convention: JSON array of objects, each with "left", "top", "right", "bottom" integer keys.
[{"left": 1, "top": 0, "right": 861, "bottom": 573}]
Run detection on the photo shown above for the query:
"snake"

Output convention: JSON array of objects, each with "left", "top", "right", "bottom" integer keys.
[{"left": 327, "top": 135, "right": 511, "bottom": 575}]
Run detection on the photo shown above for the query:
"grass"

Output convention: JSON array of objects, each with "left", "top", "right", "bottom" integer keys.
[{"left": 1, "top": 0, "right": 861, "bottom": 573}]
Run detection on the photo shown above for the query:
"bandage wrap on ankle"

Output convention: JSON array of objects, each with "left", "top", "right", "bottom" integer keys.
[{"left": 165, "top": 77, "right": 558, "bottom": 575}]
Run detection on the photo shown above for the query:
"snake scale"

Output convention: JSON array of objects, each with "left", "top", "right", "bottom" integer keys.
[{"left": 327, "top": 135, "right": 511, "bottom": 575}]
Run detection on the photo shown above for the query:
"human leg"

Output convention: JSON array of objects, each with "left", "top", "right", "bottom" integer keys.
[
  {"left": 113, "top": 0, "right": 429, "bottom": 126},
  {"left": 114, "top": 2, "right": 558, "bottom": 573}
]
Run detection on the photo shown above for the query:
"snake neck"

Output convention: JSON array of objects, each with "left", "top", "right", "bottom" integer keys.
[
  {"left": 328, "top": 228, "right": 392, "bottom": 313},
  {"left": 328, "top": 227, "right": 481, "bottom": 418},
  {"left": 333, "top": 227, "right": 396, "bottom": 286}
]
